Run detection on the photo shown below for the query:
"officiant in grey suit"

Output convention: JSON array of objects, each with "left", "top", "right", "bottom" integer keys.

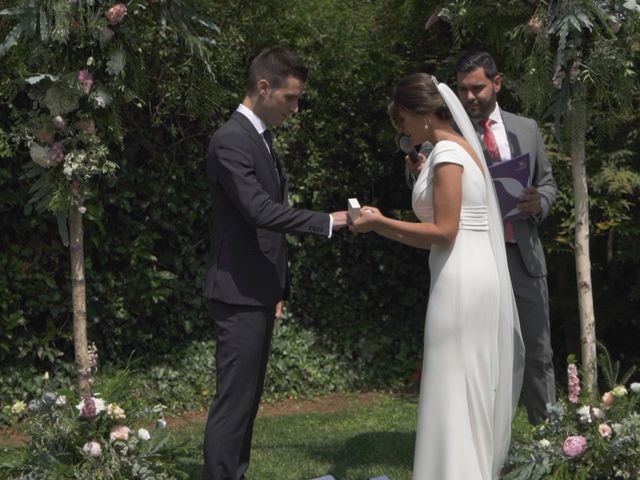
[
  {"left": 454, "top": 50, "right": 557, "bottom": 424},
  {"left": 202, "top": 47, "right": 348, "bottom": 480}
]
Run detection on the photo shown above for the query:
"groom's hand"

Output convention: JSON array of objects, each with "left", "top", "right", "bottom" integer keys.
[
  {"left": 330, "top": 211, "right": 349, "bottom": 231},
  {"left": 517, "top": 186, "right": 542, "bottom": 215}
]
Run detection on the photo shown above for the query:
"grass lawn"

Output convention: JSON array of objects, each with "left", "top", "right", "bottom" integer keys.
[
  {"left": 1, "top": 391, "right": 533, "bottom": 480},
  {"left": 171, "top": 392, "right": 533, "bottom": 480}
]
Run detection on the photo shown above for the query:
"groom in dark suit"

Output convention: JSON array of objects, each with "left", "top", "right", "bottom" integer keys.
[
  {"left": 202, "top": 48, "right": 348, "bottom": 479},
  {"left": 455, "top": 51, "right": 557, "bottom": 424}
]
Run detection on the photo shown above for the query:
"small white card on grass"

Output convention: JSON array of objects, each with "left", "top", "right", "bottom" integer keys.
[{"left": 348, "top": 198, "right": 360, "bottom": 220}]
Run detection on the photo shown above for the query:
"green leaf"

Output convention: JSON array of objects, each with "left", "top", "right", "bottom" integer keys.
[
  {"left": 0, "top": 24, "right": 23, "bottom": 59},
  {"left": 56, "top": 212, "right": 69, "bottom": 247}
]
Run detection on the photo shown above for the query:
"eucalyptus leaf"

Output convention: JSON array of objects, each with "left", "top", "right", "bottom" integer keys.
[
  {"left": 25, "top": 74, "right": 59, "bottom": 84},
  {"left": 0, "top": 24, "right": 23, "bottom": 59}
]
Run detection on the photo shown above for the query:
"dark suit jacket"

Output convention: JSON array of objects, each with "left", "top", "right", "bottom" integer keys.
[
  {"left": 493, "top": 110, "right": 557, "bottom": 278},
  {"left": 203, "top": 111, "right": 330, "bottom": 306}
]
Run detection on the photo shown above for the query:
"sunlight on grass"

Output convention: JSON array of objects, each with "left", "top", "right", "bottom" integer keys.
[{"left": 171, "top": 393, "right": 418, "bottom": 480}]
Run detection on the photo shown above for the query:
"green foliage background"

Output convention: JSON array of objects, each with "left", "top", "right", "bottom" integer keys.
[{"left": 1, "top": 0, "right": 640, "bottom": 416}]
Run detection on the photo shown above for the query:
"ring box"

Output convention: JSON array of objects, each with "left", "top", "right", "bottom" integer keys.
[{"left": 348, "top": 198, "right": 360, "bottom": 220}]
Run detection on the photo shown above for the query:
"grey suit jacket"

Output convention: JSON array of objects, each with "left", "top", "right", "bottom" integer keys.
[
  {"left": 496, "top": 109, "right": 557, "bottom": 278},
  {"left": 203, "top": 111, "right": 330, "bottom": 306}
]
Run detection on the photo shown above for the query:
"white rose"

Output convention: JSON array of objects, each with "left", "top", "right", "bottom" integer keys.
[
  {"left": 55, "top": 395, "right": 67, "bottom": 406},
  {"left": 83, "top": 441, "right": 102, "bottom": 457},
  {"left": 137, "top": 428, "right": 151, "bottom": 441},
  {"left": 30, "top": 143, "right": 53, "bottom": 167},
  {"left": 576, "top": 405, "right": 592, "bottom": 423},
  {"left": 539, "top": 439, "right": 551, "bottom": 448},
  {"left": 591, "top": 407, "right": 605, "bottom": 420},
  {"left": 630, "top": 382, "right": 640, "bottom": 394}
]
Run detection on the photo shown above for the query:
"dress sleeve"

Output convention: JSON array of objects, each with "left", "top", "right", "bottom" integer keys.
[{"left": 430, "top": 141, "right": 466, "bottom": 168}]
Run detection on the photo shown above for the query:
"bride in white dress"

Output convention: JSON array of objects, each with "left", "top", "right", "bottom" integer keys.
[{"left": 350, "top": 73, "right": 524, "bottom": 479}]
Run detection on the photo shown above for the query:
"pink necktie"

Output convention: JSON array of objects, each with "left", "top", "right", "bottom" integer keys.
[{"left": 482, "top": 119, "right": 515, "bottom": 242}]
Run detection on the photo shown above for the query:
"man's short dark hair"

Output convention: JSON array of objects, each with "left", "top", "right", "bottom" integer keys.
[
  {"left": 247, "top": 48, "right": 308, "bottom": 94},
  {"left": 454, "top": 51, "right": 499, "bottom": 79}
]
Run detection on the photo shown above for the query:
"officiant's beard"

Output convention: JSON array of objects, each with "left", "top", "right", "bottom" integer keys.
[{"left": 464, "top": 89, "right": 498, "bottom": 121}]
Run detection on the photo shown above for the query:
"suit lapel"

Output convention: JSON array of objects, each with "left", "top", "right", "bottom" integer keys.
[{"left": 231, "top": 112, "right": 285, "bottom": 201}]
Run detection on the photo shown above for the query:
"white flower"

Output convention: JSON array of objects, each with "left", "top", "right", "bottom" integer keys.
[
  {"left": 55, "top": 395, "right": 67, "bottom": 406},
  {"left": 30, "top": 143, "right": 53, "bottom": 167},
  {"left": 75, "top": 397, "right": 106, "bottom": 415},
  {"left": 109, "top": 425, "right": 131, "bottom": 441},
  {"left": 629, "top": 382, "right": 640, "bottom": 394},
  {"left": 106, "top": 403, "right": 126, "bottom": 420},
  {"left": 10, "top": 400, "right": 27, "bottom": 415},
  {"left": 83, "top": 441, "right": 102, "bottom": 457},
  {"left": 156, "top": 418, "right": 167, "bottom": 429},
  {"left": 43, "top": 372, "right": 49, "bottom": 380},
  {"left": 539, "top": 439, "right": 551, "bottom": 448},
  {"left": 612, "top": 423, "right": 623, "bottom": 433},
  {"left": 612, "top": 385, "right": 628, "bottom": 397},
  {"left": 576, "top": 405, "right": 592, "bottom": 423},
  {"left": 137, "top": 428, "right": 151, "bottom": 441},
  {"left": 591, "top": 407, "right": 605, "bottom": 420}
]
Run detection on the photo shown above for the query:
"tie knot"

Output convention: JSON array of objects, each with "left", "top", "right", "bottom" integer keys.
[{"left": 481, "top": 118, "right": 493, "bottom": 129}]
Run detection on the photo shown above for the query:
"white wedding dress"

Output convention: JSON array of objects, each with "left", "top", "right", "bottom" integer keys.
[{"left": 411, "top": 140, "right": 502, "bottom": 479}]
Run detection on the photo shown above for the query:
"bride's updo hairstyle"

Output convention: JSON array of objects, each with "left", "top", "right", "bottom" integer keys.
[{"left": 388, "top": 73, "right": 452, "bottom": 130}]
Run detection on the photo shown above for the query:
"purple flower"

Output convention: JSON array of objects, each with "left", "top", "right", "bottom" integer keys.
[
  {"left": 78, "top": 70, "right": 94, "bottom": 94},
  {"left": 563, "top": 435, "right": 587, "bottom": 458},
  {"left": 567, "top": 363, "right": 580, "bottom": 403}
]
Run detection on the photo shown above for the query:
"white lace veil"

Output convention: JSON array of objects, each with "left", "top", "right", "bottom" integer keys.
[{"left": 433, "top": 76, "right": 526, "bottom": 476}]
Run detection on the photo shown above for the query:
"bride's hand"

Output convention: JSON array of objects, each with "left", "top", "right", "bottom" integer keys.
[{"left": 349, "top": 206, "right": 382, "bottom": 233}]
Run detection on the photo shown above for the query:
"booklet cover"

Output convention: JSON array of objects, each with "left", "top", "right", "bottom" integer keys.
[{"left": 488, "top": 153, "right": 531, "bottom": 221}]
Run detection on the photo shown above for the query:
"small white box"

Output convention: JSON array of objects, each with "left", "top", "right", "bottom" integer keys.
[{"left": 348, "top": 198, "right": 360, "bottom": 220}]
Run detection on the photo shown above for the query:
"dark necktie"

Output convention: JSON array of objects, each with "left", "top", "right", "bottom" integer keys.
[
  {"left": 481, "top": 118, "right": 501, "bottom": 162},
  {"left": 262, "top": 129, "right": 281, "bottom": 184}
]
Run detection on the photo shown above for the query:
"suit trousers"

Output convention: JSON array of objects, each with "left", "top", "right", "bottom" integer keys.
[
  {"left": 202, "top": 300, "right": 275, "bottom": 480},
  {"left": 506, "top": 243, "right": 556, "bottom": 424}
]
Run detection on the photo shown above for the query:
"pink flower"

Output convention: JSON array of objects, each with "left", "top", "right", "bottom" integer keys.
[
  {"left": 83, "top": 440, "right": 102, "bottom": 457},
  {"left": 80, "top": 397, "right": 97, "bottom": 417},
  {"left": 78, "top": 70, "right": 93, "bottom": 94},
  {"left": 563, "top": 435, "right": 587, "bottom": 458},
  {"left": 598, "top": 423, "right": 613, "bottom": 438},
  {"left": 35, "top": 130, "right": 54, "bottom": 144},
  {"left": 567, "top": 363, "right": 580, "bottom": 403},
  {"left": 527, "top": 15, "right": 542, "bottom": 34},
  {"left": 50, "top": 142, "right": 65, "bottom": 164},
  {"left": 76, "top": 119, "right": 96, "bottom": 135},
  {"left": 602, "top": 391, "right": 615, "bottom": 409},
  {"left": 109, "top": 425, "right": 131, "bottom": 442},
  {"left": 106, "top": 3, "right": 127, "bottom": 25}
]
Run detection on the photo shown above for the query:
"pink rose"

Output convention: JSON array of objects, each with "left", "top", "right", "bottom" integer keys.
[
  {"left": 109, "top": 425, "right": 131, "bottom": 441},
  {"left": 78, "top": 70, "right": 93, "bottom": 94},
  {"left": 602, "top": 391, "right": 615, "bottom": 409},
  {"left": 35, "top": 130, "right": 55, "bottom": 145},
  {"left": 598, "top": 423, "right": 612, "bottom": 438},
  {"left": 106, "top": 3, "right": 127, "bottom": 25},
  {"left": 563, "top": 435, "right": 587, "bottom": 458},
  {"left": 527, "top": 15, "right": 542, "bottom": 34}
]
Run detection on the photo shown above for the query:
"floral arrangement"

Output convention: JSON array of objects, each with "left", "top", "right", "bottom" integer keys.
[
  {"left": 503, "top": 350, "right": 640, "bottom": 480},
  {"left": 2, "top": 346, "right": 186, "bottom": 479}
]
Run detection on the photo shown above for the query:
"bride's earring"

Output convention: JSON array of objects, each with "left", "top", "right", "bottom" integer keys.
[{"left": 424, "top": 118, "right": 430, "bottom": 130}]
